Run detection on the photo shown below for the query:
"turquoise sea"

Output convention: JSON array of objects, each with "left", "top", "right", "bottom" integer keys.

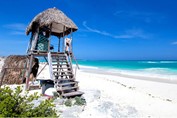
[
  {"left": 39, "top": 57, "right": 177, "bottom": 78},
  {"left": 75, "top": 60, "right": 177, "bottom": 78}
]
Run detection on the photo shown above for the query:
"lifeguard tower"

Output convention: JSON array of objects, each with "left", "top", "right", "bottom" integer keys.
[{"left": 25, "top": 8, "right": 83, "bottom": 97}]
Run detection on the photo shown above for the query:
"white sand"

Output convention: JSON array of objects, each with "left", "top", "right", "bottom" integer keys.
[
  {"left": 77, "top": 70, "right": 177, "bottom": 117},
  {"left": 1, "top": 59, "right": 177, "bottom": 117},
  {"left": 74, "top": 66, "right": 177, "bottom": 118},
  {"left": 37, "top": 63, "right": 177, "bottom": 117}
]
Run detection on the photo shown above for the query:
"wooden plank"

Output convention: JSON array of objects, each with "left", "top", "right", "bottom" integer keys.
[
  {"left": 52, "top": 56, "right": 66, "bottom": 58},
  {"left": 53, "top": 70, "right": 72, "bottom": 73},
  {"left": 52, "top": 60, "right": 67, "bottom": 62},
  {"left": 52, "top": 64, "right": 69, "bottom": 66},
  {"left": 62, "top": 91, "right": 84, "bottom": 97},
  {"left": 53, "top": 74, "right": 73, "bottom": 77},
  {"left": 52, "top": 67, "right": 71, "bottom": 69},
  {"left": 25, "top": 55, "right": 34, "bottom": 90},
  {"left": 29, "top": 85, "right": 40, "bottom": 90},
  {"left": 58, "top": 81, "right": 78, "bottom": 86},
  {"left": 48, "top": 52, "right": 54, "bottom": 80},
  {"left": 54, "top": 78, "right": 75, "bottom": 82},
  {"left": 57, "top": 86, "right": 78, "bottom": 91},
  {"left": 31, "top": 52, "right": 66, "bottom": 57}
]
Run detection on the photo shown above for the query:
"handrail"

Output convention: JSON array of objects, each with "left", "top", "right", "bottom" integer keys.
[
  {"left": 67, "top": 52, "right": 79, "bottom": 79},
  {"left": 67, "top": 53, "right": 75, "bottom": 79},
  {"left": 72, "top": 53, "right": 80, "bottom": 70},
  {"left": 47, "top": 52, "right": 53, "bottom": 80}
]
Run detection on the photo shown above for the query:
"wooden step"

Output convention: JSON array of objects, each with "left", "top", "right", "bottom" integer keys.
[
  {"left": 58, "top": 63, "right": 70, "bottom": 65},
  {"left": 53, "top": 67, "right": 71, "bottom": 69},
  {"left": 62, "top": 91, "right": 84, "bottom": 98},
  {"left": 54, "top": 77, "right": 74, "bottom": 79},
  {"left": 52, "top": 61, "right": 68, "bottom": 63},
  {"left": 53, "top": 71, "right": 72, "bottom": 73},
  {"left": 54, "top": 75, "right": 74, "bottom": 79},
  {"left": 52, "top": 65, "right": 70, "bottom": 68},
  {"left": 52, "top": 56, "right": 66, "bottom": 58},
  {"left": 54, "top": 78, "right": 75, "bottom": 82},
  {"left": 52, "top": 64, "right": 70, "bottom": 66},
  {"left": 52, "top": 60, "right": 68, "bottom": 62},
  {"left": 52, "top": 62, "right": 69, "bottom": 64},
  {"left": 51, "top": 55, "right": 66, "bottom": 57},
  {"left": 51, "top": 53, "right": 67, "bottom": 57},
  {"left": 58, "top": 81, "right": 78, "bottom": 86},
  {"left": 29, "top": 85, "right": 40, "bottom": 90},
  {"left": 57, "top": 86, "right": 78, "bottom": 91},
  {"left": 52, "top": 58, "right": 66, "bottom": 60},
  {"left": 53, "top": 74, "right": 73, "bottom": 77}
]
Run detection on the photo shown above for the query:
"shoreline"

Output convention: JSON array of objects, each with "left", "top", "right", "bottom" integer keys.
[
  {"left": 77, "top": 66, "right": 177, "bottom": 101},
  {"left": 77, "top": 65, "right": 177, "bottom": 85}
]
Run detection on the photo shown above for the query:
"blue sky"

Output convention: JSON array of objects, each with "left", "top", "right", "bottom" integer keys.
[{"left": 0, "top": 0, "right": 177, "bottom": 60}]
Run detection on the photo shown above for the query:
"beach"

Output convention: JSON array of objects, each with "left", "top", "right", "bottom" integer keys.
[
  {"left": 77, "top": 66, "right": 177, "bottom": 117},
  {"left": 1, "top": 58, "right": 177, "bottom": 117}
]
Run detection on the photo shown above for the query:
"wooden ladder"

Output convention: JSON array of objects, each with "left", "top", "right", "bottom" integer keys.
[{"left": 51, "top": 53, "right": 84, "bottom": 98}]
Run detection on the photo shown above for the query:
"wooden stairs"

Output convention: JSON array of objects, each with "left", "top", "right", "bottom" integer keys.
[{"left": 50, "top": 53, "right": 84, "bottom": 98}]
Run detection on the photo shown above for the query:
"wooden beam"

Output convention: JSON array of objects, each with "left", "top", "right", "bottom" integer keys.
[
  {"left": 30, "top": 32, "right": 39, "bottom": 51},
  {"left": 25, "top": 55, "right": 34, "bottom": 90}
]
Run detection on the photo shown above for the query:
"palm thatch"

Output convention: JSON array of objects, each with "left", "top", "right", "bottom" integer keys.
[
  {"left": 26, "top": 7, "right": 78, "bottom": 37},
  {"left": 0, "top": 55, "right": 39, "bottom": 85}
]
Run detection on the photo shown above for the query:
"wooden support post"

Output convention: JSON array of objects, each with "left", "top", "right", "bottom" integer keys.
[
  {"left": 30, "top": 32, "right": 39, "bottom": 51},
  {"left": 48, "top": 39, "right": 50, "bottom": 52},
  {"left": 58, "top": 37, "right": 60, "bottom": 52},
  {"left": 25, "top": 55, "right": 34, "bottom": 90},
  {"left": 48, "top": 23, "right": 52, "bottom": 53},
  {"left": 30, "top": 23, "right": 39, "bottom": 52},
  {"left": 63, "top": 26, "right": 65, "bottom": 52},
  {"left": 71, "top": 29, "right": 73, "bottom": 53}
]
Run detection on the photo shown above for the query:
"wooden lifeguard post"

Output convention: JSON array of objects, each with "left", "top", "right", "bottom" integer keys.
[{"left": 25, "top": 8, "right": 83, "bottom": 97}]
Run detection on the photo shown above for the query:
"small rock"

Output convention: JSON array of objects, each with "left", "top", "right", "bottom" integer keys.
[{"left": 44, "top": 87, "right": 57, "bottom": 97}]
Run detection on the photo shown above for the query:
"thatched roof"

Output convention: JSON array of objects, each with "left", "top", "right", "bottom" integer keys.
[
  {"left": 26, "top": 7, "right": 78, "bottom": 37},
  {"left": 0, "top": 55, "right": 38, "bottom": 85}
]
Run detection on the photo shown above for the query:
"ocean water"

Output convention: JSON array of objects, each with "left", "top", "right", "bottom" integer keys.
[
  {"left": 39, "top": 57, "right": 177, "bottom": 79},
  {"left": 76, "top": 60, "right": 177, "bottom": 79}
]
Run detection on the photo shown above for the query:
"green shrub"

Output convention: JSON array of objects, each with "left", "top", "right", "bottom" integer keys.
[
  {"left": 0, "top": 86, "right": 57, "bottom": 117},
  {"left": 64, "top": 99, "right": 72, "bottom": 107},
  {"left": 74, "top": 97, "right": 86, "bottom": 106}
]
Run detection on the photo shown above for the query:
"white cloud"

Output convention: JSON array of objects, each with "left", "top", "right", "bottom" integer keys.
[
  {"left": 3, "top": 23, "right": 27, "bottom": 35},
  {"left": 171, "top": 42, "right": 177, "bottom": 45},
  {"left": 82, "top": 21, "right": 150, "bottom": 39},
  {"left": 114, "top": 10, "right": 165, "bottom": 23},
  {"left": 10, "top": 31, "right": 25, "bottom": 35},
  {"left": 3, "top": 23, "right": 26, "bottom": 31}
]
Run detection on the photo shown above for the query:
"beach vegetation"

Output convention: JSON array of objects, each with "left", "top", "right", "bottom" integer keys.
[
  {"left": 64, "top": 99, "right": 72, "bottom": 107},
  {"left": 0, "top": 86, "right": 57, "bottom": 117},
  {"left": 74, "top": 96, "right": 86, "bottom": 106},
  {"left": 64, "top": 97, "right": 86, "bottom": 107}
]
